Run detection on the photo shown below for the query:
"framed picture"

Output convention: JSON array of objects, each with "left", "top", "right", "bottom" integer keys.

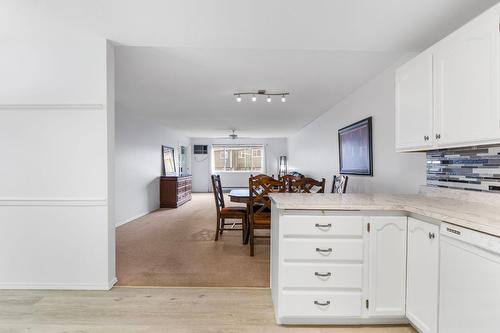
[
  {"left": 338, "top": 117, "right": 373, "bottom": 176},
  {"left": 162, "top": 146, "right": 176, "bottom": 175}
]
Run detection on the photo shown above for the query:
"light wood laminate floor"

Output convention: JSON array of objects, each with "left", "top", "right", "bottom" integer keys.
[{"left": 0, "top": 287, "right": 416, "bottom": 333}]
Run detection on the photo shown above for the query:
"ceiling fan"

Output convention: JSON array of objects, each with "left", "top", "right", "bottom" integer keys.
[
  {"left": 229, "top": 129, "right": 238, "bottom": 140},
  {"left": 212, "top": 129, "right": 251, "bottom": 140}
]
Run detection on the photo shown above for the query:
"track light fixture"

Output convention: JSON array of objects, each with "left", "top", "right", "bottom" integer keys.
[{"left": 234, "top": 89, "right": 289, "bottom": 103}]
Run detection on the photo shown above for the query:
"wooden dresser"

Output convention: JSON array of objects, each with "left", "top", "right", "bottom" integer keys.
[{"left": 160, "top": 175, "right": 192, "bottom": 208}]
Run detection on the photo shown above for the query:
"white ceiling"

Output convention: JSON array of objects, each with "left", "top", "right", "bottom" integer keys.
[
  {"left": 116, "top": 47, "right": 405, "bottom": 137},
  {"left": 3, "top": 0, "right": 499, "bottom": 137}
]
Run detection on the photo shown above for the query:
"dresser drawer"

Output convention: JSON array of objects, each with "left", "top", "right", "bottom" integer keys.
[
  {"left": 280, "top": 292, "right": 362, "bottom": 317},
  {"left": 282, "top": 239, "right": 363, "bottom": 262},
  {"left": 281, "top": 263, "right": 362, "bottom": 289},
  {"left": 281, "top": 215, "right": 363, "bottom": 237}
]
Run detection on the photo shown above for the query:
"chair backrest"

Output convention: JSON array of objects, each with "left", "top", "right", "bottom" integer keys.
[
  {"left": 332, "top": 175, "right": 348, "bottom": 194},
  {"left": 211, "top": 174, "right": 225, "bottom": 212},
  {"left": 280, "top": 174, "right": 304, "bottom": 192},
  {"left": 249, "top": 175, "right": 285, "bottom": 215},
  {"left": 296, "top": 177, "right": 326, "bottom": 193}
]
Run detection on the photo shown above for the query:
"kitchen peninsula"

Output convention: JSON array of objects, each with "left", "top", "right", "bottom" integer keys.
[{"left": 269, "top": 188, "right": 500, "bottom": 332}]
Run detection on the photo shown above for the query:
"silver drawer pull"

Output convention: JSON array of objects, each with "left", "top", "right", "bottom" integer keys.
[
  {"left": 314, "top": 272, "right": 332, "bottom": 277},
  {"left": 316, "top": 247, "right": 333, "bottom": 253},
  {"left": 315, "top": 223, "right": 332, "bottom": 228},
  {"left": 314, "top": 300, "right": 331, "bottom": 306}
]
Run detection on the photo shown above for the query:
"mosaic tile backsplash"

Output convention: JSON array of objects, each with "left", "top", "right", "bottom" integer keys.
[{"left": 427, "top": 145, "right": 500, "bottom": 193}]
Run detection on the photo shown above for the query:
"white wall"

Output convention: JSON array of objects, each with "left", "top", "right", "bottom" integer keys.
[
  {"left": 288, "top": 57, "right": 426, "bottom": 194},
  {"left": 190, "top": 137, "right": 288, "bottom": 192},
  {"left": 115, "top": 110, "right": 190, "bottom": 226},
  {"left": 0, "top": 37, "right": 116, "bottom": 289}
]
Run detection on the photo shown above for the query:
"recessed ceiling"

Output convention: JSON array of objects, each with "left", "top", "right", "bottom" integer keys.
[
  {"left": 3, "top": 0, "right": 499, "bottom": 137},
  {"left": 116, "top": 47, "right": 404, "bottom": 137}
]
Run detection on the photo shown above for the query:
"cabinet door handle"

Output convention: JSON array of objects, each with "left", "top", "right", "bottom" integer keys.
[
  {"left": 423, "top": 135, "right": 429, "bottom": 141},
  {"left": 435, "top": 133, "right": 441, "bottom": 140},
  {"left": 429, "top": 232, "right": 436, "bottom": 239},
  {"left": 314, "top": 272, "right": 332, "bottom": 277},
  {"left": 315, "top": 223, "right": 332, "bottom": 228},
  {"left": 316, "top": 247, "right": 333, "bottom": 253},
  {"left": 314, "top": 300, "right": 331, "bottom": 307}
]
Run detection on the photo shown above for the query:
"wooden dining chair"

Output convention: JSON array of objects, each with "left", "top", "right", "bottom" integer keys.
[
  {"left": 332, "top": 175, "right": 349, "bottom": 193},
  {"left": 280, "top": 174, "right": 304, "bottom": 192},
  {"left": 295, "top": 177, "right": 326, "bottom": 193},
  {"left": 248, "top": 175, "right": 285, "bottom": 256},
  {"left": 211, "top": 175, "right": 248, "bottom": 243}
]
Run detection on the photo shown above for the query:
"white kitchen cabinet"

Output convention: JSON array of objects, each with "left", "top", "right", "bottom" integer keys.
[
  {"left": 406, "top": 218, "right": 439, "bottom": 333},
  {"left": 367, "top": 217, "right": 407, "bottom": 317},
  {"left": 394, "top": 5, "right": 500, "bottom": 151},
  {"left": 434, "top": 13, "right": 500, "bottom": 147},
  {"left": 271, "top": 210, "right": 366, "bottom": 324},
  {"left": 395, "top": 52, "right": 434, "bottom": 151}
]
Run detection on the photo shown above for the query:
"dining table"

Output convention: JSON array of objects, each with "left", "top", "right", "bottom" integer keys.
[{"left": 228, "top": 188, "right": 251, "bottom": 205}]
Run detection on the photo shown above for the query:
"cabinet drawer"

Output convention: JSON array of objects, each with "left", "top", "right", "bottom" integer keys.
[
  {"left": 282, "top": 239, "right": 363, "bottom": 262},
  {"left": 281, "top": 263, "right": 362, "bottom": 289},
  {"left": 280, "top": 292, "right": 362, "bottom": 317},
  {"left": 281, "top": 215, "right": 363, "bottom": 237}
]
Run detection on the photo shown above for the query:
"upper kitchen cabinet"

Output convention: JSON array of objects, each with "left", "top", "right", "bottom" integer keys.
[
  {"left": 434, "top": 13, "right": 500, "bottom": 148},
  {"left": 395, "top": 6, "right": 500, "bottom": 152},
  {"left": 395, "top": 52, "right": 434, "bottom": 151}
]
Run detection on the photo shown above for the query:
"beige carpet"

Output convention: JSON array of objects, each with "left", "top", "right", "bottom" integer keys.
[{"left": 116, "top": 193, "right": 270, "bottom": 287}]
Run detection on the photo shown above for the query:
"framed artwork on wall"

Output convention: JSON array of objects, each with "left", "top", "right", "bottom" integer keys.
[{"left": 338, "top": 117, "right": 373, "bottom": 176}]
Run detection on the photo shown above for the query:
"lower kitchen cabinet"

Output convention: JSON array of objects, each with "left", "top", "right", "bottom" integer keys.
[
  {"left": 406, "top": 218, "right": 439, "bottom": 333},
  {"left": 367, "top": 217, "right": 408, "bottom": 317},
  {"left": 271, "top": 209, "right": 409, "bottom": 324}
]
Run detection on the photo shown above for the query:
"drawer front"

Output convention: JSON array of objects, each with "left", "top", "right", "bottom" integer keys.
[
  {"left": 281, "top": 215, "right": 363, "bottom": 237},
  {"left": 282, "top": 239, "right": 363, "bottom": 262},
  {"left": 281, "top": 263, "right": 362, "bottom": 289},
  {"left": 280, "top": 292, "right": 362, "bottom": 317}
]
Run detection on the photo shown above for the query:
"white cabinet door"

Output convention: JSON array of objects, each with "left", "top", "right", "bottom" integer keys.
[
  {"left": 367, "top": 217, "right": 407, "bottom": 317},
  {"left": 406, "top": 218, "right": 439, "bottom": 333},
  {"left": 395, "top": 52, "right": 434, "bottom": 151},
  {"left": 434, "top": 13, "right": 500, "bottom": 147}
]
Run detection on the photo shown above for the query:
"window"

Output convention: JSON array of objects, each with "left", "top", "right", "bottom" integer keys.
[{"left": 212, "top": 145, "right": 264, "bottom": 172}]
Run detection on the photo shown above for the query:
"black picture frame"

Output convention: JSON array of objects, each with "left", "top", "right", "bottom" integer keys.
[
  {"left": 162, "top": 145, "right": 176, "bottom": 175},
  {"left": 338, "top": 117, "right": 373, "bottom": 176}
]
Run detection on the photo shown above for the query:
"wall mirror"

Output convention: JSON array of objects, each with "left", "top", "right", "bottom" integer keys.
[{"left": 162, "top": 146, "right": 176, "bottom": 175}]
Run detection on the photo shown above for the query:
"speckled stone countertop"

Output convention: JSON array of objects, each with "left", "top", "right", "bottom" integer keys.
[{"left": 269, "top": 192, "right": 500, "bottom": 237}]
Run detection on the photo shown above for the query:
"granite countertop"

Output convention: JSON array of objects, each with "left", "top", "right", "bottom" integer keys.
[{"left": 269, "top": 192, "right": 500, "bottom": 238}]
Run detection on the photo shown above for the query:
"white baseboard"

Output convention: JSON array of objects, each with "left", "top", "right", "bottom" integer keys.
[
  {"left": 108, "top": 276, "right": 118, "bottom": 289},
  {"left": 115, "top": 210, "right": 154, "bottom": 227},
  {"left": 0, "top": 278, "right": 117, "bottom": 291}
]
